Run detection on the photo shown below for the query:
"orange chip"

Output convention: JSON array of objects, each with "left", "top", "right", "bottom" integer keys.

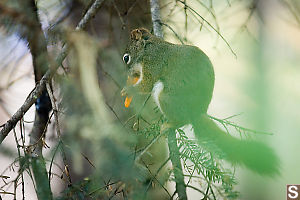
[
  {"left": 125, "top": 96, "right": 133, "bottom": 108},
  {"left": 124, "top": 76, "right": 139, "bottom": 108}
]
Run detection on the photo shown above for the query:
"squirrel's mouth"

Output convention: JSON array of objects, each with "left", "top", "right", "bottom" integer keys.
[
  {"left": 123, "top": 63, "right": 143, "bottom": 108},
  {"left": 124, "top": 75, "right": 139, "bottom": 108},
  {"left": 130, "top": 63, "right": 143, "bottom": 86}
]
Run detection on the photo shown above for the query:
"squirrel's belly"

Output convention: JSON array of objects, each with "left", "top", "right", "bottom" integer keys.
[
  {"left": 152, "top": 80, "right": 164, "bottom": 114},
  {"left": 152, "top": 79, "right": 210, "bottom": 125}
]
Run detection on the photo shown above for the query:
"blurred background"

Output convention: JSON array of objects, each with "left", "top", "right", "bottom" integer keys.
[{"left": 0, "top": 0, "right": 300, "bottom": 199}]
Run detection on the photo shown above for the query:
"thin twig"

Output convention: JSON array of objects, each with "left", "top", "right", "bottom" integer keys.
[
  {"left": 48, "top": 141, "right": 61, "bottom": 182},
  {"left": 185, "top": 185, "right": 212, "bottom": 200},
  {"left": 13, "top": 129, "right": 24, "bottom": 200},
  {"left": 146, "top": 157, "right": 170, "bottom": 192},
  {"left": 19, "top": 120, "right": 26, "bottom": 200},
  {"left": 46, "top": 83, "right": 72, "bottom": 186},
  {"left": 177, "top": 0, "right": 237, "bottom": 58},
  {"left": 76, "top": 0, "right": 105, "bottom": 30},
  {"left": 140, "top": 159, "right": 171, "bottom": 197},
  {"left": 134, "top": 131, "right": 165, "bottom": 163},
  {"left": 81, "top": 152, "right": 96, "bottom": 169},
  {"left": 208, "top": 115, "right": 273, "bottom": 135},
  {"left": 112, "top": 0, "right": 125, "bottom": 29},
  {"left": 184, "top": 0, "right": 187, "bottom": 40},
  {"left": 161, "top": 23, "right": 184, "bottom": 44},
  {"left": 279, "top": 0, "right": 300, "bottom": 26}
]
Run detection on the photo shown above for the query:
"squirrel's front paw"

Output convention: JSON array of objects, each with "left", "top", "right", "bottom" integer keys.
[
  {"left": 121, "top": 87, "right": 127, "bottom": 97},
  {"left": 121, "top": 87, "right": 134, "bottom": 108}
]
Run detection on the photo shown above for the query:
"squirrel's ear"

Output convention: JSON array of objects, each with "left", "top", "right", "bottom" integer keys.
[{"left": 130, "top": 28, "right": 151, "bottom": 41}]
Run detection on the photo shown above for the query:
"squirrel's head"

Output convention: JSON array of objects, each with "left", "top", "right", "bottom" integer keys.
[
  {"left": 122, "top": 28, "right": 155, "bottom": 68},
  {"left": 121, "top": 28, "right": 160, "bottom": 108}
]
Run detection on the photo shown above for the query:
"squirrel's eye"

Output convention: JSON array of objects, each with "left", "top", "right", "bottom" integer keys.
[{"left": 123, "top": 53, "right": 131, "bottom": 64}]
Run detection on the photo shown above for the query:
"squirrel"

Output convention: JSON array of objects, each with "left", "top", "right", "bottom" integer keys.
[{"left": 121, "top": 28, "right": 279, "bottom": 176}]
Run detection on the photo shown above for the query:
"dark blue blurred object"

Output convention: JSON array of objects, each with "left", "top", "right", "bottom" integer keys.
[{"left": 35, "top": 90, "right": 52, "bottom": 115}]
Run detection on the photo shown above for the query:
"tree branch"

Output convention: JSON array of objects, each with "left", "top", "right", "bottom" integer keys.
[
  {"left": 168, "top": 130, "right": 187, "bottom": 200},
  {"left": 21, "top": 1, "right": 53, "bottom": 199},
  {"left": 0, "top": 0, "right": 106, "bottom": 145},
  {"left": 0, "top": 76, "right": 47, "bottom": 144},
  {"left": 149, "top": 1, "right": 187, "bottom": 199},
  {"left": 0, "top": 2, "right": 38, "bottom": 29},
  {"left": 150, "top": 0, "right": 163, "bottom": 38},
  {"left": 76, "top": 0, "right": 105, "bottom": 30},
  {"left": 27, "top": 0, "right": 51, "bottom": 155}
]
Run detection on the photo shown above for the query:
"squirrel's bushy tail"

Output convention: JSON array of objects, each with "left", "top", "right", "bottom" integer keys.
[{"left": 193, "top": 115, "right": 280, "bottom": 176}]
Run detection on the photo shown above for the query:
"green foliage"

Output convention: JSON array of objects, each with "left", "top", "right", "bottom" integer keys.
[
  {"left": 31, "top": 157, "right": 53, "bottom": 200},
  {"left": 177, "top": 128, "right": 239, "bottom": 199}
]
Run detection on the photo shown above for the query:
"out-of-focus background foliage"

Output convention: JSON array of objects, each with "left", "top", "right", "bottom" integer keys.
[{"left": 0, "top": 0, "right": 300, "bottom": 199}]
